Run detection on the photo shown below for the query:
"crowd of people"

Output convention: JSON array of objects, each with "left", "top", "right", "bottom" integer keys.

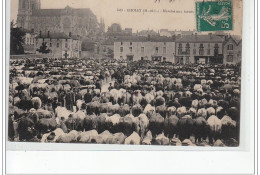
[{"left": 8, "top": 57, "right": 241, "bottom": 146}]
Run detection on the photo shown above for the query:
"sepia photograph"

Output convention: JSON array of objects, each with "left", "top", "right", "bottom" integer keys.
[{"left": 8, "top": 0, "right": 243, "bottom": 147}]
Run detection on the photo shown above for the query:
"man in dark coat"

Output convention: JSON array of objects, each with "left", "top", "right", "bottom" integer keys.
[
  {"left": 95, "top": 80, "right": 101, "bottom": 91},
  {"left": 91, "top": 87, "right": 97, "bottom": 98},
  {"left": 75, "top": 89, "right": 82, "bottom": 102},
  {"left": 52, "top": 97, "right": 59, "bottom": 112},
  {"left": 65, "top": 90, "right": 74, "bottom": 111},
  {"left": 84, "top": 89, "right": 92, "bottom": 104},
  {"left": 58, "top": 90, "right": 66, "bottom": 106}
]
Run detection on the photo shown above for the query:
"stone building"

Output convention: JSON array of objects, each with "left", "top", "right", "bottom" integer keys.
[
  {"left": 114, "top": 36, "right": 175, "bottom": 62},
  {"left": 107, "top": 23, "right": 132, "bottom": 36},
  {"left": 137, "top": 30, "right": 160, "bottom": 37},
  {"left": 23, "top": 29, "right": 37, "bottom": 53},
  {"left": 160, "top": 29, "right": 195, "bottom": 38},
  {"left": 17, "top": 0, "right": 103, "bottom": 37},
  {"left": 175, "top": 34, "right": 225, "bottom": 64},
  {"left": 35, "top": 31, "right": 82, "bottom": 58},
  {"left": 223, "top": 36, "right": 242, "bottom": 64}
]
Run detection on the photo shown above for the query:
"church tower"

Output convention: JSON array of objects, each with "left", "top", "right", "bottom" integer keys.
[
  {"left": 99, "top": 17, "right": 105, "bottom": 33},
  {"left": 17, "top": 0, "right": 41, "bottom": 29}
]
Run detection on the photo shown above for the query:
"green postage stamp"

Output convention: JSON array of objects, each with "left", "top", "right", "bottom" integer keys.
[{"left": 196, "top": 1, "right": 233, "bottom": 32}]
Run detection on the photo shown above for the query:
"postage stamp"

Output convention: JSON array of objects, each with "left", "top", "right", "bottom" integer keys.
[{"left": 196, "top": 1, "right": 233, "bottom": 32}]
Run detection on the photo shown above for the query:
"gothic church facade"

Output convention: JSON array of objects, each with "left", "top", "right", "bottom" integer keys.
[{"left": 17, "top": 0, "right": 105, "bottom": 37}]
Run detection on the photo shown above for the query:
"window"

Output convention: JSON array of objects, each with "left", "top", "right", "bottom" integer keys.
[
  {"left": 163, "top": 57, "right": 166, "bottom": 61},
  {"left": 121, "top": 42, "right": 123, "bottom": 45},
  {"left": 214, "top": 43, "right": 219, "bottom": 55},
  {"left": 50, "top": 42, "right": 52, "bottom": 47},
  {"left": 163, "top": 47, "right": 166, "bottom": 54},
  {"left": 186, "top": 57, "right": 190, "bottom": 63},
  {"left": 22, "top": 1, "right": 26, "bottom": 8},
  {"left": 141, "top": 57, "right": 144, "bottom": 60},
  {"left": 199, "top": 49, "right": 204, "bottom": 55},
  {"left": 120, "top": 56, "right": 123, "bottom": 59},
  {"left": 57, "top": 42, "right": 59, "bottom": 48},
  {"left": 207, "top": 49, "right": 210, "bottom": 55},
  {"left": 141, "top": 47, "right": 144, "bottom": 53},
  {"left": 185, "top": 43, "right": 190, "bottom": 55},
  {"left": 178, "top": 43, "right": 182, "bottom": 54},
  {"left": 130, "top": 42, "right": 132, "bottom": 45},
  {"left": 227, "top": 44, "right": 233, "bottom": 50},
  {"left": 120, "top": 47, "right": 123, "bottom": 53},
  {"left": 199, "top": 43, "right": 204, "bottom": 55},
  {"left": 155, "top": 47, "right": 159, "bottom": 53},
  {"left": 227, "top": 55, "right": 233, "bottom": 62},
  {"left": 193, "top": 49, "right": 196, "bottom": 54},
  {"left": 65, "top": 42, "right": 68, "bottom": 48},
  {"left": 129, "top": 47, "right": 132, "bottom": 53},
  {"left": 180, "top": 57, "right": 184, "bottom": 64},
  {"left": 164, "top": 42, "right": 166, "bottom": 45}
]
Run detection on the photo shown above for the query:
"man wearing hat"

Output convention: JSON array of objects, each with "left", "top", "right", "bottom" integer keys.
[{"left": 84, "top": 89, "right": 92, "bottom": 104}]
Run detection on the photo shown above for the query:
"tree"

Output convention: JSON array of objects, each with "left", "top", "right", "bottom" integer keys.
[
  {"left": 10, "top": 21, "right": 25, "bottom": 55},
  {"left": 106, "top": 48, "right": 114, "bottom": 58},
  {"left": 81, "top": 39, "right": 95, "bottom": 51},
  {"left": 37, "top": 42, "right": 50, "bottom": 54}
]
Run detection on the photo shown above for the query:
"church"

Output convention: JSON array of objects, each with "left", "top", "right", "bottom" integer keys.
[{"left": 17, "top": 0, "right": 105, "bottom": 37}]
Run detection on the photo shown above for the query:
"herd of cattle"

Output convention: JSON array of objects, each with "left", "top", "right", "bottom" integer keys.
[{"left": 8, "top": 57, "right": 241, "bottom": 146}]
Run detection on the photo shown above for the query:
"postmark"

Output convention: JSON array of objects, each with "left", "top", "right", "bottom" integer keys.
[{"left": 196, "top": 1, "right": 233, "bottom": 32}]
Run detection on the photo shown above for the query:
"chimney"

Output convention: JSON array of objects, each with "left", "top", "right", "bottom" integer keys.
[
  {"left": 209, "top": 33, "right": 213, "bottom": 40},
  {"left": 148, "top": 34, "right": 151, "bottom": 41},
  {"left": 69, "top": 32, "right": 72, "bottom": 37},
  {"left": 225, "top": 35, "right": 228, "bottom": 41}
]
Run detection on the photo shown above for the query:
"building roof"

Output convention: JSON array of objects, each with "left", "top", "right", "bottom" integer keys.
[
  {"left": 137, "top": 30, "right": 159, "bottom": 36},
  {"left": 176, "top": 34, "right": 225, "bottom": 43},
  {"left": 36, "top": 32, "right": 79, "bottom": 40},
  {"left": 32, "top": 6, "right": 95, "bottom": 17},
  {"left": 114, "top": 36, "right": 174, "bottom": 42},
  {"left": 223, "top": 36, "right": 242, "bottom": 46},
  {"left": 22, "top": 28, "right": 37, "bottom": 34},
  {"left": 32, "top": 9, "right": 63, "bottom": 16},
  {"left": 102, "top": 38, "right": 116, "bottom": 45},
  {"left": 101, "top": 36, "right": 175, "bottom": 45},
  {"left": 180, "top": 31, "right": 195, "bottom": 35}
]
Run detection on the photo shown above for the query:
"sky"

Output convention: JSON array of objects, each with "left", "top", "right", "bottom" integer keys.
[{"left": 10, "top": 0, "right": 242, "bottom": 35}]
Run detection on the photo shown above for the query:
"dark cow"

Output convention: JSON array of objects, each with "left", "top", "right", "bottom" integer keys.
[
  {"left": 164, "top": 115, "right": 179, "bottom": 138},
  {"left": 156, "top": 105, "right": 167, "bottom": 118},
  {"left": 177, "top": 116, "right": 194, "bottom": 141},
  {"left": 149, "top": 113, "right": 164, "bottom": 138},
  {"left": 35, "top": 118, "right": 57, "bottom": 137},
  {"left": 17, "top": 117, "right": 37, "bottom": 141},
  {"left": 193, "top": 117, "right": 209, "bottom": 143}
]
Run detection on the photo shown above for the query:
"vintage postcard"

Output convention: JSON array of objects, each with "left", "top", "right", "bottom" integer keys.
[{"left": 8, "top": 0, "right": 242, "bottom": 147}]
